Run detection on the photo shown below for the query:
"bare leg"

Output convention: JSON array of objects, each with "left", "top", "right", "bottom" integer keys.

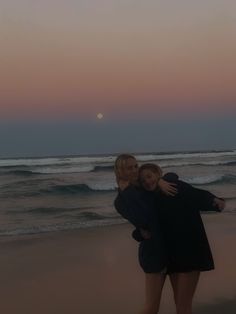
[
  {"left": 140, "top": 273, "right": 166, "bottom": 314},
  {"left": 169, "top": 271, "right": 200, "bottom": 314},
  {"left": 169, "top": 273, "right": 178, "bottom": 305}
]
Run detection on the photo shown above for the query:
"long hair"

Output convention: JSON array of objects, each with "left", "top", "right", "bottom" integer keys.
[{"left": 114, "top": 154, "right": 136, "bottom": 180}]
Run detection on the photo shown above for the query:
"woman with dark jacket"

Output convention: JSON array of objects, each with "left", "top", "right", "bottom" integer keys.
[{"left": 114, "top": 154, "right": 225, "bottom": 314}]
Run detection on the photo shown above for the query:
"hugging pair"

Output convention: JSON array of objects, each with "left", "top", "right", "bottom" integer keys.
[{"left": 114, "top": 154, "right": 225, "bottom": 314}]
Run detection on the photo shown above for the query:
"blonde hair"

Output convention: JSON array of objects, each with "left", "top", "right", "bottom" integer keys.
[
  {"left": 139, "top": 163, "right": 163, "bottom": 178},
  {"left": 114, "top": 154, "right": 136, "bottom": 179}
]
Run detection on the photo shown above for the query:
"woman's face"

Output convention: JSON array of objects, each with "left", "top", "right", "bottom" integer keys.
[
  {"left": 119, "top": 158, "right": 139, "bottom": 184},
  {"left": 139, "top": 169, "right": 160, "bottom": 191}
]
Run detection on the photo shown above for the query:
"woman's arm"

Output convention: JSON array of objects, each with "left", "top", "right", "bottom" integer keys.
[
  {"left": 114, "top": 185, "right": 150, "bottom": 229},
  {"left": 177, "top": 180, "right": 225, "bottom": 212}
]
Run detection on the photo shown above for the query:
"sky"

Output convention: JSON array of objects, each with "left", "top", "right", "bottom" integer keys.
[{"left": 0, "top": 0, "right": 236, "bottom": 157}]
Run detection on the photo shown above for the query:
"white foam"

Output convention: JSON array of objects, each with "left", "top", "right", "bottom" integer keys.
[
  {"left": 86, "top": 181, "right": 117, "bottom": 191},
  {"left": 32, "top": 165, "right": 95, "bottom": 174},
  {"left": 1, "top": 150, "right": 235, "bottom": 168},
  {"left": 160, "top": 160, "right": 235, "bottom": 168},
  {"left": 136, "top": 150, "right": 236, "bottom": 161},
  {"left": 0, "top": 218, "right": 126, "bottom": 236},
  {"left": 184, "top": 174, "right": 223, "bottom": 185}
]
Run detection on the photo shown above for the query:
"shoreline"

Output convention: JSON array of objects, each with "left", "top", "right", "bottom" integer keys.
[
  {"left": 1, "top": 210, "right": 235, "bottom": 243},
  {"left": 0, "top": 220, "right": 128, "bottom": 245}
]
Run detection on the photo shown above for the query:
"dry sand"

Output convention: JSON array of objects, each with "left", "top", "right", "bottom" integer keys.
[{"left": 0, "top": 213, "right": 236, "bottom": 314}]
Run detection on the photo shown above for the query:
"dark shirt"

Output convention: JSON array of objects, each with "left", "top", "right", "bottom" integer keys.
[{"left": 114, "top": 173, "right": 178, "bottom": 242}]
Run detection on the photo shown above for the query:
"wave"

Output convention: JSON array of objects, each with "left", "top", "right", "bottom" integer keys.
[
  {"left": 0, "top": 156, "right": 116, "bottom": 168},
  {"left": 90, "top": 160, "right": 236, "bottom": 171},
  {"left": 6, "top": 170, "right": 41, "bottom": 176},
  {"left": 1, "top": 173, "right": 235, "bottom": 198},
  {"left": 185, "top": 175, "right": 236, "bottom": 185},
  {"left": 161, "top": 160, "right": 236, "bottom": 168},
  {"left": 0, "top": 166, "right": 40, "bottom": 176},
  {"left": 7, "top": 208, "right": 119, "bottom": 221},
  {"left": 6, "top": 206, "right": 103, "bottom": 215},
  {"left": 0, "top": 164, "right": 114, "bottom": 175},
  {"left": 1, "top": 150, "right": 235, "bottom": 171},
  {"left": 75, "top": 211, "right": 119, "bottom": 220},
  {"left": 2, "top": 208, "right": 236, "bottom": 237},
  {"left": 0, "top": 216, "right": 126, "bottom": 237},
  {"left": 32, "top": 183, "right": 117, "bottom": 196},
  {"left": 0, "top": 179, "right": 118, "bottom": 198},
  {"left": 93, "top": 165, "right": 114, "bottom": 172},
  {"left": 1, "top": 159, "right": 235, "bottom": 176},
  {"left": 135, "top": 150, "right": 236, "bottom": 161},
  {"left": 0, "top": 165, "right": 95, "bottom": 175}
]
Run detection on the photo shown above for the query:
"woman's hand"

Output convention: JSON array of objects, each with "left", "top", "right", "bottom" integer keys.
[
  {"left": 140, "top": 228, "right": 151, "bottom": 240},
  {"left": 213, "top": 198, "right": 225, "bottom": 211},
  {"left": 158, "top": 178, "right": 178, "bottom": 196}
]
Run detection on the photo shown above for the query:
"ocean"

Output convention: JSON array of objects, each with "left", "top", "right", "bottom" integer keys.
[{"left": 0, "top": 150, "right": 236, "bottom": 237}]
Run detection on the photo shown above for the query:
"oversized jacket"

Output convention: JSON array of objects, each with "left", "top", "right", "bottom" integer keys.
[{"left": 114, "top": 173, "right": 223, "bottom": 273}]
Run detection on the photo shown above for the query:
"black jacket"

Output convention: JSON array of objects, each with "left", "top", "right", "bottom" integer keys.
[{"left": 114, "top": 173, "right": 223, "bottom": 273}]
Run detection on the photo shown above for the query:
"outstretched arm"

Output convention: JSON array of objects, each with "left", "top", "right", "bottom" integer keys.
[{"left": 177, "top": 180, "right": 225, "bottom": 212}]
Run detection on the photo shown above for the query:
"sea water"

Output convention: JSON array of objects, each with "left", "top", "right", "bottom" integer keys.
[{"left": 0, "top": 150, "right": 235, "bottom": 237}]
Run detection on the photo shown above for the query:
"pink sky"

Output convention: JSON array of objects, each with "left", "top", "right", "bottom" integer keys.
[{"left": 0, "top": 0, "right": 236, "bottom": 119}]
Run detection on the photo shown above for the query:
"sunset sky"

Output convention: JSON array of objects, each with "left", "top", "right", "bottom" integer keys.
[{"left": 0, "top": 0, "right": 236, "bottom": 157}]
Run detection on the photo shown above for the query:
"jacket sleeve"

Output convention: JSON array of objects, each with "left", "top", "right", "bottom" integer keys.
[
  {"left": 121, "top": 172, "right": 179, "bottom": 242},
  {"left": 163, "top": 172, "right": 179, "bottom": 182},
  {"left": 114, "top": 185, "right": 150, "bottom": 229},
  {"left": 177, "top": 180, "right": 223, "bottom": 212}
]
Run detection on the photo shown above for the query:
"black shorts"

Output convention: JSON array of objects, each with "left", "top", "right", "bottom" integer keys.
[
  {"left": 138, "top": 241, "right": 214, "bottom": 274},
  {"left": 138, "top": 240, "right": 167, "bottom": 273}
]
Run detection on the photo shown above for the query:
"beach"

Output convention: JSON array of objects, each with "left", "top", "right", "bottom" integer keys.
[
  {"left": 1, "top": 0, "right": 236, "bottom": 311},
  {"left": 1, "top": 212, "right": 236, "bottom": 314}
]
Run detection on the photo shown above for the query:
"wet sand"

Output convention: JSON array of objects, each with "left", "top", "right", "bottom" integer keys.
[{"left": 0, "top": 213, "right": 236, "bottom": 314}]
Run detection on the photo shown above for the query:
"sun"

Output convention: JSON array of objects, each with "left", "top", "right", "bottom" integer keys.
[{"left": 97, "top": 113, "right": 104, "bottom": 120}]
